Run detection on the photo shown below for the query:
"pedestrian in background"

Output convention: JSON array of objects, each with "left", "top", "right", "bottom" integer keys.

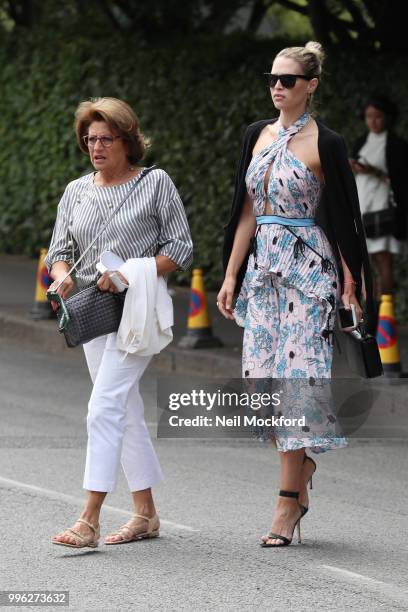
[
  {"left": 46, "top": 97, "right": 192, "bottom": 548},
  {"left": 350, "top": 95, "right": 408, "bottom": 306},
  {"left": 219, "top": 42, "right": 375, "bottom": 547}
]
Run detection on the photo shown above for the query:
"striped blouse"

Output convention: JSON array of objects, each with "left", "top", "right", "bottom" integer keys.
[{"left": 45, "top": 168, "right": 193, "bottom": 287}]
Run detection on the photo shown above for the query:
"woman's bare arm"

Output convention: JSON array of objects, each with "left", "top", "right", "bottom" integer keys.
[
  {"left": 217, "top": 193, "right": 256, "bottom": 319},
  {"left": 338, "top": 247, "right": 363, "bottom": 322}
]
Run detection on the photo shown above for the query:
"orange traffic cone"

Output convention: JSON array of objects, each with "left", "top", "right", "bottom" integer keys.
[
  {"left": 30, "top": 248, "right": 54, "bottom": 320},
  {"left": 376, "top": 294, "right": 401, "bottom": 377},
  {"left": 178, "top": 268, "right": 223, "bottom": 349}
]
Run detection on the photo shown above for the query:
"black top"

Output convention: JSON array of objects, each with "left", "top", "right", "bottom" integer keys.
[
  {"left": 223, "top": 118, "right": 376, "bottom": 331},
  {"left": 352, "top": 131, "right": 408, "bottom": 240}
]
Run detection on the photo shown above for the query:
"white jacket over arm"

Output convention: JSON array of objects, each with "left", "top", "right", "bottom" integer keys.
[{"left": 117, "top": 257, "right": 173, "bottom": 356}]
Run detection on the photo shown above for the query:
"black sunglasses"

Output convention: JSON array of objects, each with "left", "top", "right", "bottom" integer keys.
[{"left": 263, "top": 73, "right": 317, "bottom": 89}]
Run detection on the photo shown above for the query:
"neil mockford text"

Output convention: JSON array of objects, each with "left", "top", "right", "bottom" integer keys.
[{"left": 166, "top": 414, "right": 306, "bottom": 428}]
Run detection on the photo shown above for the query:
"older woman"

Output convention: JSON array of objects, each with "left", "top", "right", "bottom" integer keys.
[{"left": 46, "top": 97, "right": 192, "bottom": 547}]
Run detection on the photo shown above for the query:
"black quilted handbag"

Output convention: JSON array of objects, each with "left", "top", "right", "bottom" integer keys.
[
  {"left": 47, "top": 166, "right": 155, "bottom": 347},
  {"left": 56, "top": 286, "right": 127, "bottom": 348}
]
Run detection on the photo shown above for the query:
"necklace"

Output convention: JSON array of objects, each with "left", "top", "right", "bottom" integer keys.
[{"left": 94, "top": 165, "right": 137, "bottom": 187}]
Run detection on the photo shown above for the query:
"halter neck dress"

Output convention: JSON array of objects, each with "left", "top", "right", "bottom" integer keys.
[{"left": 234, "top": 112, "right": 346, "bottom": 453}]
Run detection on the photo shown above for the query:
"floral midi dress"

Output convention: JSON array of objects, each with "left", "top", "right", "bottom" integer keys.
[{"left": 234, "top": 112, "right": 347, "bottom": 453}]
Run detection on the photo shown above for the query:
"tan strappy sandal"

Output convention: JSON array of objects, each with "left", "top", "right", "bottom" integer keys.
[
  {"left": 52, "top": 518, "right": 100, "bottom": 548},
  {"left": 104, "top": 513, "right": 160, "bottom": 545}
]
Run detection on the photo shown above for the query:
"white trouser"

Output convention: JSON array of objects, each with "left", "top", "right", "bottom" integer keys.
[{"left": 82, "top": 333, "right": 164, "bottom": 493}]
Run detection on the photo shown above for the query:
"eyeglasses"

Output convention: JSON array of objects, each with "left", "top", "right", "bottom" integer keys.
[
  {"left": 263, "top": 73, "right": 317, "bottom": 89},
  {"left": 83, "top": 135, "right": 121, "bottom": 148}
]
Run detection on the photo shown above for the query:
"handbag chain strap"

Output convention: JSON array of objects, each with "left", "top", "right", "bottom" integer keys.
[{"left": 53, "top": 165, "right": 156, "bottom": 291}]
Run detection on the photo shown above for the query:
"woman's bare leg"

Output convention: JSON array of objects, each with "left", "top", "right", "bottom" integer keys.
[
  {"left": 372, "top": 251, "right": 393, "bottom": 298},
  {"left": 261, "top": 448, "right": 305, "bottom": 545}
]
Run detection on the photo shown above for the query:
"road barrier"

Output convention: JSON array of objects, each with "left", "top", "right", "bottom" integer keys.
[
  {"left": 376, "top": 293, "right": 401, "bottom": 377},
  {"left": 178, "top": 268, "right": 223, "bottom": 349},
  {"left": 30, "top": 248, "right": 54, "bottom": 320}
]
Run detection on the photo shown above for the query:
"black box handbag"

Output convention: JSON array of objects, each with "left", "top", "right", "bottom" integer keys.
[
  {"left": 56, "top": 285, "right": 127, "bottom": 348},
  {"left": 47, "top": 166, "right": 155, "bottom": 347},
  {"left": 362, "top": 188, "right": 398, "bottom": 239},
  {"left": 342, "top": 324, "right": 383, "bottom": 378}
]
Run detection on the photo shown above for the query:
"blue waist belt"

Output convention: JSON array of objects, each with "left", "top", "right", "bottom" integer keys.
[{"left": 256, "top": 215, "right": 316, "bottom": 227}]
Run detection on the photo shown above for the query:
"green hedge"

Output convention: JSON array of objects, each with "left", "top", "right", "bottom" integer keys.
[{"left": 0, "top": 30, "right": 407, "bottom": 318}]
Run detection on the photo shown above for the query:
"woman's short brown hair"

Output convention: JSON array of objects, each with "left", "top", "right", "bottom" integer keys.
[{"left": 75, "top": 97, "right": 148, "bottom": 164}]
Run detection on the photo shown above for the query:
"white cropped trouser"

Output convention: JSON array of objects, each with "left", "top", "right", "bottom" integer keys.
[{"left": 82, "top": 333, "right": 164, "bottom": 493}]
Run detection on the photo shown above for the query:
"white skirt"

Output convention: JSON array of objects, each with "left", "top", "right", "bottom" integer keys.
[{"left": 366, "top": 235, "right": 402, "bottom": 255}]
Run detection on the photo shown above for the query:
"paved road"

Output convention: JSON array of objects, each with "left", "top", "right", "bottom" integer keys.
[{"left": 1, "top": 341, "right": 408, "bottom": 611}]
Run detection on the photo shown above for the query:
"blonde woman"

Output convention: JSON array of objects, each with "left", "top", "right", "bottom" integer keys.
[
  {"left": 220, "top": 43, "right": 375, "bottom": 546},
  {"left": 46, "top": 98, "right": 192, "bottom": 547}
]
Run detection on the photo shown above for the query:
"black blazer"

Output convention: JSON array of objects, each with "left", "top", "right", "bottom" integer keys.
[
  {"left": 352, "top": 131, "right": 408, "bottom": 240},
  {"left": 223, "top": 118, "right": 376, "bottom": 331}
]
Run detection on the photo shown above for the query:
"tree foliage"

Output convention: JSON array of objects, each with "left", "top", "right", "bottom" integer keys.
[
  {"left": 0, "top": 2, "right": 407, "bottom": 318},
  {"left": 1, "top": 0, "right": 407, "bottom": 51}
]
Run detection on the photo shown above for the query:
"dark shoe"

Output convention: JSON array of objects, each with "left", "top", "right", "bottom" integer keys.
[{"left": 260, "top": 491, "right": 304, "bottom": 547}]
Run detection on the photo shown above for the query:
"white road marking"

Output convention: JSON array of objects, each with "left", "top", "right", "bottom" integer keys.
[
  {"left": 0, "top": 475, "right": 199, "bottom": 533},
  {"left": 320, "top": 564, "right": 408, "bottom": 606}
]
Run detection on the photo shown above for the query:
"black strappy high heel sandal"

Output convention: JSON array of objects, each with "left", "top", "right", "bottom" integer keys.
[
  {"left": 300, "top": 453, "right": 317, "bottom": 516},
  {"left": 260, "top": 490, "right": 304, "bottom": 547}
]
